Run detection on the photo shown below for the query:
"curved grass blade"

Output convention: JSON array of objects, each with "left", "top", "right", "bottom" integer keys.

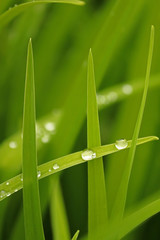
[
  {"left": 72, "top": 230, "right": 80, "bottom": 240},
  {"left": 111, "top": 26, "right": 155, "bottom": 226},
  {"left": 87, "top": 49, "right": 108, "bottom": 240},
  {"left": 50, "top": 175, "right": 71, "bottom": 240},
  {"left": 22, "top": 39, "right": 45, "bottom": 240},
  {"left": 0, "top": 136, "right": 158, "bottom": 202},
  {"left": 119, "top": 198, "right": 160, "bottom": 238},
  {"left": 0, "top": 0, "right": 84, "bottom": 29}
]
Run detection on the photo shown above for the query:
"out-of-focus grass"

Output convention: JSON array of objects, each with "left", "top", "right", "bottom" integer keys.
[{"left": 0, "top": 0, "right": 160, "bottom": 239}]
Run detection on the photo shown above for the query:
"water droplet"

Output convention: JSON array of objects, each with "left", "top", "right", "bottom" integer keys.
[
  {"left": 9, "top": 141, "right": 17, "bottom": 149},
  {"left": 41, "top": 134, "right": 50, "bottom": 143},
  {"left": 53, "top": 164, "right": 59, "bottom": 170},
  {"left": 115, "top": 139, "right": 128, "bottom": 150},
  {"left": 0, "top": 190, "right": 6, "bottom": 198},
  {"left": 6, "top": 182, "right": 9, "bottom": 186},
  {"left": 20, "top": 176, "right": 23, "bottom": 181},
  {"left": 44, "top": 122, "right": 55, "bottom": 132},
  {"left": 48, "top": 169, "right": 52, "bottom": 172},
  {"left": 14, "top": 189, "right": 18, "bottom": 192},
  {"left": 37, "top": 171, "right": 41, "bottom": 178},
  {"left": 122, "top": 84, "right": 133, "bottom": 95},
  {"left": 7, "top": 193, "right": 11, "bottom": 197},
  {"left": 81, "top": 150, "right": 96, "bottom": 161}
]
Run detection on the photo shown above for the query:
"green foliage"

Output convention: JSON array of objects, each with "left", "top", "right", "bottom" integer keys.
[{"left": 0, "top": 0, "right": 160, "bottom": 240}]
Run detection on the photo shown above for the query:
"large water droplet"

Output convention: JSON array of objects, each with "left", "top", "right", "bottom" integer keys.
[
  {"left": 0, "top": 190, "right": 6, "bottom": 198},
  {"left": 9, "top": 141, "right": 17, "bottom": 149},
  {"left": 53, "top": 164, "right": 59, "bottom": 170},
  {"left": 115, "top": 139, "right": 128, "bottom": 150},
  {"left": 81, "top": 150, "right": 96, "bottom": 161},
  {"left": 37, "top": 171, "right": 41, "bottom": 178}
]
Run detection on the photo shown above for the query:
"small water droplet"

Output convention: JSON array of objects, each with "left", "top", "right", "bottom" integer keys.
[
  {"left": 20, "top": 176, "right": 23, "bottom": 181},
  {"left": 37, "top": 171, "right": 41, "bottom": 178},
  {"left": 115, "top": 139, "right": 128, "bottom": 150},
  {"left": 122, "top": 84, "right": 133, "bottom": 95},
  {"left": 9, "top": 141, "right": 17, "bottom": 149},
  {"left": 48, "top": 169, "right": 52, "bottom": 172},
  {"left": 7, "top": 193, "right": 11, "bottom": 197},
  {"left": 0, "top": 190, "right": 6, "bottom": 198},
  {"left": 14, "top": 189, "right": 18, "bottom": 193},
  {"left": 41, "top": 134, "right": 50, "bottom": 143},
  {"left": 44, "top": 122, "right": 55, "bottom": 132},
  {"left": 53, "top": 164, "right": 59, "bottom": 170},
  {"left": 6, "top": 182, "right": 9, "bottom": 186},
  {"left": 81, "top": 150, "right": 96, "bottom": 161}
]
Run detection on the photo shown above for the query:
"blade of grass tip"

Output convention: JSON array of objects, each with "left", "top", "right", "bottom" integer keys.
[
  {"left": 111, "top": 26, "right": 155, "bottom": 226},
  {"left": 72, "top": 230, "right": 80, "bottom": 240},
  {"left": 87, "top": 49, "right": 108, "bottom": 240},
  {"left": 50, "top": 175, "right": 71, "bottom": 240},
  {"left": 22, "top": 39, "right": 45, "bottom": 240}
]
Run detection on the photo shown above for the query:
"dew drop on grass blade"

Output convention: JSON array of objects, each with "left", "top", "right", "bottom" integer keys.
[
  {"left": 22, "top": 39, "right": 45, "bottom": 240},
  {"left": 110, "top": 25, "right": 155, "bottom": 230},
  {"left": 87, "top": 49, "right": 108, "bottom": 240}
]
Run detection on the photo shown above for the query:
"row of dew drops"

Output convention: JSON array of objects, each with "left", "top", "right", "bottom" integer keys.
[
  {"left": 7, "top": 83, "right": 133, "bottom": 151},
  {"left": 1, "top": 139, "right": 128, "bottom": 200},
  {"left": 97, "top": 84, "right": 133, "bottom": 106}
]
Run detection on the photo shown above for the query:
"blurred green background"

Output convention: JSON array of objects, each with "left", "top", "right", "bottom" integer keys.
[{"left": 0, "top": 0, "right": 160, "bottom": 239}]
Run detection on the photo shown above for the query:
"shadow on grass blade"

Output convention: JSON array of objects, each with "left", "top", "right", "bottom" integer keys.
[{"left": 22, "top": 39, "right": 45, "bottom": 240}]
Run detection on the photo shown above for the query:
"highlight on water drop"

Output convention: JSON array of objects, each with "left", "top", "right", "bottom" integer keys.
[
  {"left": 81, "top": 150, "right": 96, "bottom": 161},
  {"left": 115, "top": 139, "right": 128, "bottom": 150}
]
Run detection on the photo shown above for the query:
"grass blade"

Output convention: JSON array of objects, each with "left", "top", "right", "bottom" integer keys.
[
  {"left": 0, "top": 0, "right": 84, "bottom": 29},
  {"left": 72, "top": 230, "right": 80, "bottom": 240},
  {"left": 111, "top": 26, "right": 155, "bottom": 224},
  {"left": 50, "top": 175, "right": 71, "bottom": 240},
  {"left": 0, "top": 136, "right": 158, "bottom": 201},
  {"left": 87, "top": 49, "right": 108, "bottom": 240},
  {"left": 22, "top": 39, "right": 45, "bottom": 240}
]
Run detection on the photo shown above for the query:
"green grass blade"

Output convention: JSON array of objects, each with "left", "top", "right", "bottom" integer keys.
[
  {"left": 87, "top": 49, "right": 108, "bottom": 240},
  {"left": 0, "top": 136, "right": 158, "bottom": 202},
  {"left": 50, "top": 175, "right": 71, "bottom": 240},
  {"left": 111, "top": 26, "right": 155, "bottom": 223},
  {"left": 0, "top": 0, "right": 84, "bottom": 29},
  {"left": 120, "top": 198, "right": 160, "bottom": 238},
  {"left": 22, "top": 39, "right": 45, "bottom": 240},
  {"left": 72, "top": 230, "right": 80, "bottom": 240}
]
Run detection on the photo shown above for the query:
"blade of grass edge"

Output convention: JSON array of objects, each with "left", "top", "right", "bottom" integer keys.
[
  {"left": 110, "top": 25, "right": 155, "bottom": 226},
  {"left": 87, "top": 49, "right": 108, "bottom": 240},
  {"left": 22, "top": 39, "right": 45, "bottom": 240}
]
